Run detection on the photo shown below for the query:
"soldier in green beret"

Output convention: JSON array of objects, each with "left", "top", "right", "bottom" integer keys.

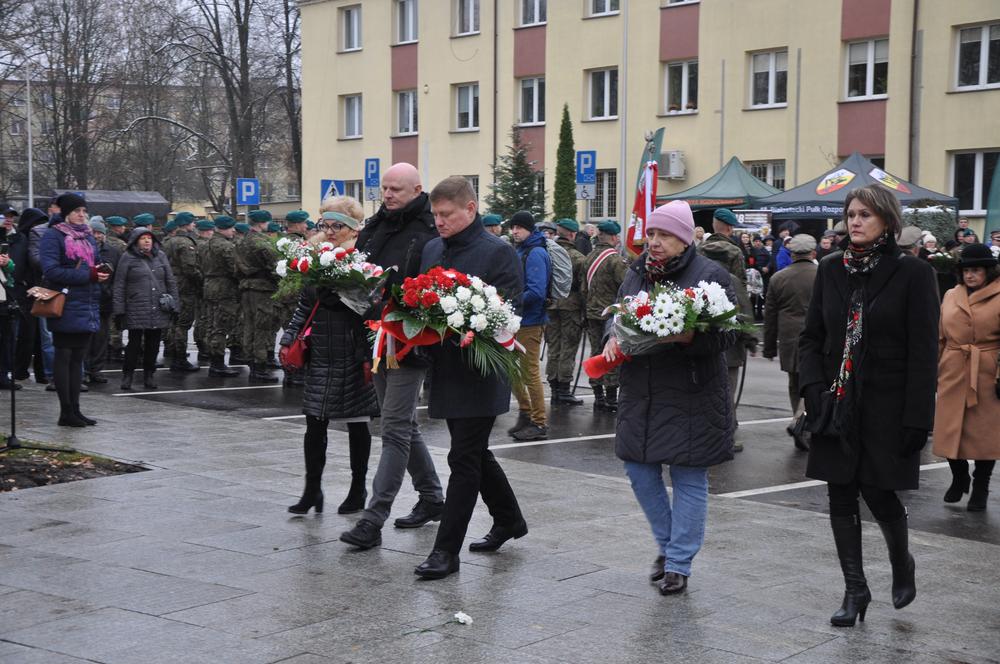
[
  {"left": 482, "top": 213, "right": 504, "bottom": 237},
  {"left": 546, "top": 219, "right": 589, "bottom": 406},
  {"left": 193, "top": 219, "right": 216, "bottom": 360},
  {"left": 285, "top": 210, "right": 309, "bottom": 238},
  {"left": 106, "top": 216, "right": 129, "bottom": 248},
  {"left": 132, "top": 212, "right": 154, "bottom": 227},
  {"left": 584, "top": 220, "right": 628, "bottom": 411},
  {"left": 234, "top": 222, "right": 251, "bottom": 240},
  {"left": 199, "top": 215, "right": 242, "bottom": 376},
  {"left": 234, "top": 210, "right": 281, "bottom": 382},
  {"left": 266, "top": 221, "right": 283, "bottom": 237},
  {"left": 163, "top": 213, "right": 202, "bottom": 371}
]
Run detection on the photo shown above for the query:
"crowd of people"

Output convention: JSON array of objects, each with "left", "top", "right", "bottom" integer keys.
[{"left": 0, "top": 168, "right": 997, "bottom": 614}]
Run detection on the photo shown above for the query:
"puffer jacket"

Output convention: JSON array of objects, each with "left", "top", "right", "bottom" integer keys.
[
  {"left": 112, "top": 229, "right": 179, "bottom": 330},
  {"left": 281, "top": 286, "right": 379, "bottom": 420},
  {"left": 37, "top": 223, "right": 101, "bottom": 335},
  {"left": 614, "top": 246, "right": 737, "bottom": 467},
  {"left": 515, "top": 230, "right": 551, "bottom": 326}
]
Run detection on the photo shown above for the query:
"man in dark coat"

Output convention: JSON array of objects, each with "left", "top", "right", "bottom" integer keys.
[
  {"left": 340, "top": 162, "right": 446, "bottom": 550},
  {"left": 763, "top": 233, "right": 817, "bottom": 450},
  {"left": 412, "top": 176, "right": 527, "bottom": 580}
]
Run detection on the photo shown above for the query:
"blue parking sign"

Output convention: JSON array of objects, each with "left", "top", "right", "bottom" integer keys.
[
  {"left": 576, "top": 151, "right": 596, "bottom": 184},
  {"left": 364, "top": 159, "right": 380, "bottom": 188},
  {"left": 236, "top": 178, "right": 260, "bottom": 205}
]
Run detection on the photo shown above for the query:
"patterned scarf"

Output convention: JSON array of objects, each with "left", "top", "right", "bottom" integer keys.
[
  {"left": 55, "top": 221, "right": 96, "bottom": 267},
  {"left": 644, "top": 251, "right": 685, "bottom": 283}
]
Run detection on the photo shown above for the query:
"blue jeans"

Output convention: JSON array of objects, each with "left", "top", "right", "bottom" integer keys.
[
  {"left": 38, "top": 317, "right": 54, "bottom": 378},
  {"left": 624, "top": 461, "right": 709, "bottom": 577}
]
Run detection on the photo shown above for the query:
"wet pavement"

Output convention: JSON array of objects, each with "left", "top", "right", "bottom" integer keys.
[{"left": 1, "top": 338, "right": 998, "bottom": 663}]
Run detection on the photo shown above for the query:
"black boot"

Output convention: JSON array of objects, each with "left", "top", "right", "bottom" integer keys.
[
  {"left": 267, "top": 351, "right": 281, "bottom": 370},
  {"left": 548, "top": 380, "right": 561, "bottom": 406},
  {"left": 249, "top": 362, "right": 279, "bottom": 383},
  {"left": 120, "top": 370, "right": 134, "bottom": 390},
  {"left": 58, "top": 407, "right": 88, "bottom": 427},
  {"left": 944, "top": 459, "right": 971, "bottom": 503},
  {"left": 877, "top": 513, "right": 916, "bottom": 610},
  {"left": 338, "top": 423, "right": 371, "bottom": 514},
  {"left": 228, "top": 347, "right": 248, "bottom": 365},
  {"left": 556, "top": 381, "right": 583, "bottom": 406},
  {"left": 604, "top": 386, "right": 619, "bottom": 413},
  {"left": 170, "top": 355, "right": 201, "bottom": 372},
  {"left": 592, "top": 385, "right": 606, "bottom": 411},
  {"left": 829, "top": 514, "right": 871, "bottom": 626},
  {"left": 74, "top": 403, "right": 97, "bottom": 426},
  {"left": 507, "top": 411, "right": 532, "bottom": 436},
  {"left": 288, "top": 427, "right": 327, "bottom": 515},
  {"left": 208, "top": 356, "right": 239, "bottom": 377},
  {"left": 143, "top": 370, "right": 158, "bottom": 390},
  {"left": 968, "top": 461, "right": 994, "bottom": 512}
]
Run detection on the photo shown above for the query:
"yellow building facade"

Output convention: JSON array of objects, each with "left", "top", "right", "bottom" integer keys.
[{"left": 300, "top": 0, "right": 999, "bottom": 228}]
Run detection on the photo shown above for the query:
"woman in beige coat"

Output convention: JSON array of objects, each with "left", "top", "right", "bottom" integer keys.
[{"left": 932, "top": 243, "right": 1000, "bottom": 511}]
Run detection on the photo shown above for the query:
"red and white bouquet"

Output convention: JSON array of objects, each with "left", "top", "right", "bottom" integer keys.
[
  {"left": 369, "top": 266, "right": 524, "bottom": 384},
  {"left": 584, "top": 280, "right": 749, "bottom": 378},
  {"left": 274, "top": 237, "right": 389, "bottom": 314}
]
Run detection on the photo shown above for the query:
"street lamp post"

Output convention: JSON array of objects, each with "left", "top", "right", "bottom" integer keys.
[{"left": 24, "top": 59, "right": 33, "bottom": 208}]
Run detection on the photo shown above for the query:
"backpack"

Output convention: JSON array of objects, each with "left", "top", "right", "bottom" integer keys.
[{"left": 523, "top": 240, "right": 573, "bottom": 300}]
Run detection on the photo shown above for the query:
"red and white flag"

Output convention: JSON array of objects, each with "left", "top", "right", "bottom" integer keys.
[{"left": 626, "top": 161, "right": 658, "bottom": 256}]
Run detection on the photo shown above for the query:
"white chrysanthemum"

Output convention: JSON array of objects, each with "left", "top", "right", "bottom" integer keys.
[
  {"left": 318, "top": 242, "right": 335, "bottom": 252},
  {"left": 483, "top": 285, "right": 497, "bottom": 298},
  {"left": 440, "top": 295, "right": 459, "bottom": 314},
  {"left": 447, "top": 311, "right": 465, "bottom": 328},
  {"left": 276, "top": 237, "right": 291, "bottom": 250},
  {"left": 639, "top": 316, "right": 657, "bottom": 333},
  {"left": 469, "top": 294, "right": 486, "bottom": 311},
  {"left": 470, "top": 313, "right": 488, "bottom": 331},
  {"left": 319, "top": 251, "right": 336, "bottom": 267},
  {"left": 455, "top": 286, "right": 472, "bottom": 302},
  {"left": 654, "top": 319, "right": 671, "bottom": 337},
  {"left": 470, "top": 276, "right": 484, "bottom": 289},
  {"left": 275, "top": 259, "right": 288, "bottom": 277}
]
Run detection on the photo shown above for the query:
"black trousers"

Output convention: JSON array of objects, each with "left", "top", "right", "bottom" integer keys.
[
  {"left": 828, "top": 480, "right": 904, "bottom": 522},
  {"left": 14, "top": 312, "right": 45, "bottom": 379},
  {"left": 85, "top": 312, "right": 111, "bottom": 375},
  {"left": 123, "top": 328, "right": 163, "bottom": 373},
  {"left": 433, "top": 416, "right": 523, "bottom": 555}
]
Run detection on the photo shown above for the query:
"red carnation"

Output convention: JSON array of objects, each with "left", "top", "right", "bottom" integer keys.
[
  {"left": 684, "top": 288, "right": 695, "bottom": 299},
  {"left": 456, "top": 273, "right": 471, "bottom": 287},
  {"left": 403, "top": 290, "right": 420, "bottom": 307},
  {"left": 635, "top": 304, "right": 653, "bottom": 319},
  {"left": 345, "top": 247, "right": 356, "bottom": 255},
  {"left": 421, "top": 290, "right": 440, "bottom": 307},
  {"left": 416, "top": 275, "right": 433, "bottom": 289},
  {"left": 289, "top": 258, "right": 299, "bottom": 270}
]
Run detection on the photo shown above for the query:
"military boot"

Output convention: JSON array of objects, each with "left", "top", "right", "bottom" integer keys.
[
  {"left": 603, "top": 386, "right": 619, "bottom": 413},
  {"left": 249, "top": 363, "right": 279, "bottom": 384},
  {"left": 548, "top": 380, "right": 561, "bottom": 406},
  {"left": 556, "top": 382, "right": 583, "bottom": 406},
  {"left": 143, "top": 370, "right": 158, "bottom": 390},
  {"left": 592, "top": 385, "right": 607, "bottom": 411},
  {"left": 208, "top": 356, "right": 239, "bottom": 377}
]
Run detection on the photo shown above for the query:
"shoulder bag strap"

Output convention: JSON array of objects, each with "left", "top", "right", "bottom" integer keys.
[{"left": 297, "top": 299, "right": 321, "bottom": 341}]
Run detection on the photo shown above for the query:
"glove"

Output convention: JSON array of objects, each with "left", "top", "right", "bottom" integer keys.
[
  {"left": 803, "top": 383, "right": 824, "bottom": 418},
  {"left": 900, "top": 428, "right": 928, "bottom": 456}
]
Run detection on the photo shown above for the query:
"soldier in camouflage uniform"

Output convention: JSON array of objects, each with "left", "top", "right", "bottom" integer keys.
[
  {"left": 583, "top": 220, "right": 628, "bottom": 412},
  {"left": 162, "top": 212, "right": 202, "bottom": 372},
  {"left": 234, "top": 210, "right": 280, "bottom": 383},
  {"left": 545, "top": 219, "right": 588, "bottom": 406},
  {"left": 199, "top": 215, "right": 241, "bottom": 377},
  {"left": 104, "top": 216, "right": 129, "bottom": 361},
  {"left": 279, "top": 210, "right": 310, "bottom": 387},
  {"left": 192, "top": 219, "right": 215, "bottom": 361}
]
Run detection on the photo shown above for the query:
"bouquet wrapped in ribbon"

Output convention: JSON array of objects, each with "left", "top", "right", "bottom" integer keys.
[
  {"left": 369, "top": 266, "right": 524, "bottom": 385},
  {"left": 584, "top": 280, "right": 750, "bottom": 379},
  {"left": 273, "top": 237, "right": 389, "bottom": 315}
]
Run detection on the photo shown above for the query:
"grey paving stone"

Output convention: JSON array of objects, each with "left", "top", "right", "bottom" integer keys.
[
  {"left": 407, "top": 606, "right": 589, "bottom": 649},
  {"left": 0, "top": 590, "right": 99, "bottom": 635},
  {"left": 0, "top": 642, "right": 95, "bottom": 663},
  {"left": 130, "top": 547, "right": 298, "bottom": 586},
  {"left": 163, "top": 591, "right": 350, "bottom": 637},
  {"left": 184, "top": 524, "right": 337, "bottom": 555}
]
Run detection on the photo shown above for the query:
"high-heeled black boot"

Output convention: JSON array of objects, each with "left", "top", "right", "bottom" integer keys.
[
  {"left": 944, "top": 459, "right": 970, "bottom": 503},
  {"left": 877, "top": 513, "right": 916, "bottom": 609},
  {"left": 289, "top": 420, "right": 328, "bottom": 515},
  {"left": 829, "top": 514, "right": 871, "bottom": 627},
  {"left": 967, "top": 460, "right": 994, "bottom": 512},
  {"left": 338, "top": 423, "right": 371, "bottom": 514}
]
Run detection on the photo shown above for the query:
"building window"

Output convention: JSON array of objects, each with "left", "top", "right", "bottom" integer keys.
[
  {"left": 455, "top": 83, "right": 479, "bottom": 130},
  {"left": 747, "top": 160, "right": 786, "bottom": 190},
  {"left": 40, "top": 119, "right": 53, "bottom": 135},
  {"left": 341, "top": 5, "right": 362, "bottom": 51},
  {"left": 261, "top": 181, "right": 274, "bottom": 203},
  {"left": 455, "top": 0, "right": 479, "bottom": 36},
  {"left": 287, "top": 182, "right": 301, "bottom": 198},
  {"left": 953, "top": 150, "right": 999, "bottom": 213},
  {"left": 396, "top": 90, "right": 418, "bottom": 135},
  {"left": 664, "top": 60, "right": 698, "bottom": 113},
  {"left": 589, "top": 68, "right": 618, "bottom": 120},
  {"left": 396, "top": 0, "right": 418, "bottom": 43},
  {"left": 8, "top": 120, "right": 23, "bottom": 136},
  {"left": 464, "top": 175, "right": 480, "bottom": 200},
  {"left": 106, "top": 96, "right": 121, "bottom": 110},
  {"left": 846, "top": 39, "right": 888, "bottom": 99},
  {"left": 343, "top": 94, "right": 362, "bottom": 138},
  {"left": 589, "top": 169, "right": 618, "bottom": 218},
  {"left": 521, "top": 0, "right": 546, "bottom": 26},
  {"left": 344, "top": 180, "right": 363, "bottom": 201},
  {"left": 10, "top": 95, "right": 25, "bottom": 107},
  {"left": 590, "top": 0, "right": 620, "bottom": 17},
  {"left": 750, "top": 50, "right": 788, "bottom": 107},
  {"left": 957, "top": 23, "right": 1000, "bottom": 89},
  {"left": 519, "top": 77, "right": 545, "bottom": 125}
]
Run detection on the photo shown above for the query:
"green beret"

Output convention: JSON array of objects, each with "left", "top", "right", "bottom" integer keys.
[
  {"left": 266, "top": 221, "right": 283, "bottom": 233},
  {"left": 482, "top": 213, "right": 502, "bottom": 227},
  {"left": 195, "top": 220, "right": 216, "bottom": 231},
  {"left": 234, "top": 222, "right": 250, "bottom": 234},
  {"left": 306, "top": 220, "right": 316, "bottom": 230},
  {"left": 133, "top": 213, "right": 155, "bottom": 227},
  {"left": 713, "top": 208, "right": 739, "bottom": 226},
  {"left": 597, "top": 220, "right": 621, "bottom": 235},
  {"left": 163, "top": 220, "right": 178, "bottom": 233},
  {"left": 285, "top": 210, "right": 309, "bottom": 224},
  {"left": 213, "top": 215, "right": 236, "bottom": 230},
  {"left": 556, "top": 218, "right": 580, "bottom": 232},
  {"left": 247, "top": 209, "right": 272, "bottom": 224},
  {"left": 106, "top": 216, "right": 127, "bottom": 227},
  {"left": 173, "top": 211, "right": 195, "bottom": 225}
]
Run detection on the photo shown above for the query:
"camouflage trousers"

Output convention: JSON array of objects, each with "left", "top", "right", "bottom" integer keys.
[
  {"left": 586, "top": 318, "right": 618, "bottom": 388},
  {"left": 166, "top": 290, "right": 198, "bottom": 357},
  {"left": 241, "top": 290, "right": 280, "bottom": 365},
  {"left": 194, "top": 297, "right": 211, "bottom": 353},
  {"left": 544, "top": 310, "right": 584, "bottom": 384},
  {"left": 206, "top": 298, "right": 240, "bottom": 357}
]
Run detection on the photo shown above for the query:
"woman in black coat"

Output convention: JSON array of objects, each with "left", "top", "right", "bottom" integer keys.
[
  {"left": 799, "top": 185, "right": 939, "bottom": 627},
  {"left": 279, "top": 208, "right": 379, "bottom": 516},
  {"left": 602, "top": 200, "right": 737, "bottom": 596}
]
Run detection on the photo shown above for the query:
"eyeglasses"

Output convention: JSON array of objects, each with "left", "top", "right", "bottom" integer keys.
[{"left": 318, "top": 222, "right": 347, "bottom": 232}]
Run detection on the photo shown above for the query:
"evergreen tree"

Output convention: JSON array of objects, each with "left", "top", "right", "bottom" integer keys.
[
  {"left": 552, "top": 104, "right": 577, "bottom": 221},
  {"left": 485, "top": 125, "right": 546, "bottom": 220}
]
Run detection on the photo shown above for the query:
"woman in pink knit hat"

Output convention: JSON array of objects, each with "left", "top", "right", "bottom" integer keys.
[{"left": 603, "top": 200, "right": 738, "bottom": 595}]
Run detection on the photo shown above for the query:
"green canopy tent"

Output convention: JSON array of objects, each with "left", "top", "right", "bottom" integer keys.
[
  {"left": 657, "top": 156, "right": 781, "bottom": 210},
  {"left": 751, "top": 152, "right": 958, "bottom": 219}
]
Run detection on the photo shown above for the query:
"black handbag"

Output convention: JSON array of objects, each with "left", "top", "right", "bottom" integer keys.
[{"left": 806, "top": 389, "right": 841, "bottom": 437}]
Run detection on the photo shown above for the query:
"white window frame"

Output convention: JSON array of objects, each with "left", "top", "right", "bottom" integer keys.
[
  {"left": 9, "top": 120, "right": 23, "bottom": 136},
  {"left": 589, "top": 169, "right": 618, "bottom": 219},
  {"left": 455, "top": 83, "right": 479, "bottom": 131},
  {"left": 106, "top": 96, "right": 121, "bottom": 110},
  {"left": 344, "top": 180, "right": 363, "bottom": 201},
  {"left": 341, "top": 5, "right": 362, "bottom": 52},
  {"left": 746, "top": 160, "right": 786, "bottom": 190},
  {"left": 464, "top": 175, "right": 480, "bottom": 200},
  {"left": 10, "top": 95, "right": 25, "bottom": 107},
  {"left": 286, "top": 182, "right": 301, "bottom": 198},
  {"left": 955, "top": 23, "right": 1000, "bottom": 90},
  {"left": 663, "top": 0, "right": 699, "bottom": 5},
  {"left": 588, "top": 68, "right": 618, "bottom": 120},
  {"left": 396, "top": 89, "right": 418, "bottom": 135},
  {"left": 749, "top": 50, "right": 788, "bottom": 108},
  {"left": 520, "top": 0, "right": 546, "bottom": 26},
  {"left": 519, "top": 77, "right": 545, "bottom": 125},
  {"left": 343, "top": 94, "right": 363, "bottom": 138},
  {"left": 845, "top": 38, "right": 889, "bottom": 100},
  {"left": 455, "top": 0, "right": 480, "bottom": 36},
  {"left": 663, "top": 60, "right": 698, "bottom": 114},
  {"left": 590, "top": 0, "right": 620, "bottom": 17},
  {"left": 952, "top": 150, "right": 999, "bottom": 215},
  {"left": 396, "top": 0, "right": 418, "bottom": 44}
]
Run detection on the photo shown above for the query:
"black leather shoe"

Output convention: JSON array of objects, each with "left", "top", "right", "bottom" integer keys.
[
  {"left": 393, "top": 499, "right": 444, "bottom": 528},
  {"left": 170, "top": 359, "right": 201, "bottom": 373},
  {"left": 339, "top": 518, "right": 382, "bottom": 549},
  {"left": 468, "top": 520, "right": 528, "bottom": 552},
  {"left": 657, "top": 572, "right": 688, "bottom": 595},
  {"left": 649, "top": 555, "right": 666, "bottom": 583},
  {"left": 87, "top": 373, "right": 108, "bottom": 384},
  {"left": 414, "top": 549, "right": 459, "bottom": 579},
  {"left": 74, "top": 409, "right": 97, "bottom": 426}
]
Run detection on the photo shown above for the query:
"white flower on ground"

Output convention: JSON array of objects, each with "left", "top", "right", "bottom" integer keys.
[
  {"left": 454, "top": 611, "right": 473, "bottom": 625},
  {"left": 276, "top": 259, "right": 288, "bottom": 277},
  {"left": 447, "top": 311, "right": 465, "bottom": 328},
  {"left": 455, "top": 286, "right": 472, "bottom": 302},
  {"left": 440, "top": 295, "right": 459, "bottom": 314}
]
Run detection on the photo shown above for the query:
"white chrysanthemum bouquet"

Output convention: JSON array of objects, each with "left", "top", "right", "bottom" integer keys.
[{"left": 273, "top": 237, "right": 390, "bottom": 314}]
